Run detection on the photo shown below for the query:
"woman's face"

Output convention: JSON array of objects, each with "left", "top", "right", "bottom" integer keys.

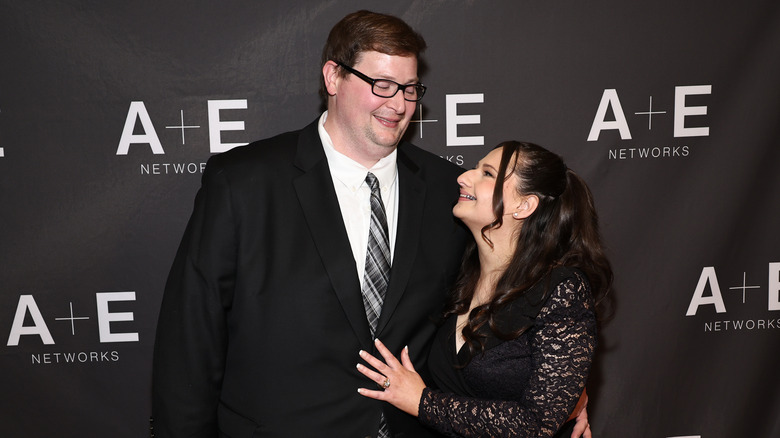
[{"left": 453, "top": 147, "right": 525, "bottom": 230}]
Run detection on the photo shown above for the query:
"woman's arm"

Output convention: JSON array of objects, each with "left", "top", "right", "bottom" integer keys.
[{"left": 358, "top": 274, "right": 595, "bottom": 438}]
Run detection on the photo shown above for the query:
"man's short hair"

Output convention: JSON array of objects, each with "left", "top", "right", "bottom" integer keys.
[{"left": 320, "top": 10, "right": 427, "bottom": 97}]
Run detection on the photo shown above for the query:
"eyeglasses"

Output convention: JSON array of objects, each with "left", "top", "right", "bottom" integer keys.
[{"left": 336, "top": 61, "right": 426, "bottom": 102}]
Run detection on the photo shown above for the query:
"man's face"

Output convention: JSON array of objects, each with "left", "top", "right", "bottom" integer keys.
[{"left": 324, "top": 51, "right": 418, "bottom": 166}]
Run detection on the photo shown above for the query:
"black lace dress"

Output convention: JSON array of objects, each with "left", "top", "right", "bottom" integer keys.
[{"left": 419, "top": 267, "right": 596, "bottom": 438}]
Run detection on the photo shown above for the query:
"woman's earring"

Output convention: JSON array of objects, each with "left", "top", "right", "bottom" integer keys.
[{"left": 512, "top": 212, "right": 519, "bottom": 218}]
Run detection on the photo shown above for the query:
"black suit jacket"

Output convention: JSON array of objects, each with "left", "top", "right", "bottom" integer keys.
[{"left": 152, "top": 119, "right": 468, "bottom": 437}]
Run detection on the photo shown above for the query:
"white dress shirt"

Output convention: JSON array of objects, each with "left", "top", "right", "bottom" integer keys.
[{"left": 318, "top": 112, "right": 399, "bottom": 287}]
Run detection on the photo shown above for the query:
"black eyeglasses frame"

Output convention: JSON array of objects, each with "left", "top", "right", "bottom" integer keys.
[{"left": 335, "top": 61, "right": 426, "bottom": 102}]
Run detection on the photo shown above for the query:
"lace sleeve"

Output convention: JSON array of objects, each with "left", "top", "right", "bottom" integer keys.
[{"left": 418, "top": 274, "right": 596, "bottom": 438}]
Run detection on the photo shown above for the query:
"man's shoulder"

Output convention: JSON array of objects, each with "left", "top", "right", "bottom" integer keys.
[
  {"left": 212, "top": 129, "right": 300, "bottom": 166},
  {"left": 206, "top": 120, "right": 319, "bottom": 174},
  {"left": 397, "top": 141, "right": 463, "bottom": 178}
]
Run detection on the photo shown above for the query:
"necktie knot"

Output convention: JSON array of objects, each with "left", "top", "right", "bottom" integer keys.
[{"left": 365, "top": 172, "right": 380, "bottom": 195}]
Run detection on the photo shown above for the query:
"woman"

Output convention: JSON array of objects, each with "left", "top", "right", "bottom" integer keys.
[{"left": 357, "top": 141, "right": 612, "bottom": 437}]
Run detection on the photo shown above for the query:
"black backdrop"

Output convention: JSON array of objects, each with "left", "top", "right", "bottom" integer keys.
[{"left": 1, "top": 1, "right": 779, "bottom": 437}]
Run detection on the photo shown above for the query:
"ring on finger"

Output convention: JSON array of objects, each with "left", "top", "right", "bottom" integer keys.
[{"left": 382, "top": 377, "right": 391, "bottom": 389}]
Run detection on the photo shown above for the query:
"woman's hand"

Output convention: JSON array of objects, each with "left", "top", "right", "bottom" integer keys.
[
  {"left": 569, "top": 389, "right": 591, "bottom": 438},
  {"left": 356, "top": 339, "right": 427, "bottom": 417}
]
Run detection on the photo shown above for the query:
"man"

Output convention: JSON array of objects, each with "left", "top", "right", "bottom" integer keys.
[
  {"left": 152, "top": 10, "right": 468, "bottom": 437},
  {"left": 152, "top": 10, "right": 590, "bottom": 438}
]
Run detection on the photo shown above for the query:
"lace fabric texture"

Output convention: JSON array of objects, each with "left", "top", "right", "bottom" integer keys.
[{"left": 419, "top": 271, "right": 595, "bottom": 438}]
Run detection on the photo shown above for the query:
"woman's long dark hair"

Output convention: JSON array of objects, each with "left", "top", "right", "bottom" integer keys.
[{"left": 446, "top": 141, "right": 613, "bottom": 359}]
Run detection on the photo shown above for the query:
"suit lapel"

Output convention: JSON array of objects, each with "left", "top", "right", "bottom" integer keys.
[
  {"left": 293, "top": 122, "right": 373, "bottom": 349},
  {"left": 375, "top": 146, "right": 425, "bottom": 335}
]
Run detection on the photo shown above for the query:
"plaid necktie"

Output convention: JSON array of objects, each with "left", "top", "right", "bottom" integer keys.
[
  {"left": 361, "top": 172, "right": 391, "bottom": 438},
  {"left": 361, "top": 172, "right": 390, "bottom": 335}
]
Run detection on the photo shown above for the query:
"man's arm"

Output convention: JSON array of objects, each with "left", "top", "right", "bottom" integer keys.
[{"left": 152, "top": 160, "right": 237, "bottom": 437}]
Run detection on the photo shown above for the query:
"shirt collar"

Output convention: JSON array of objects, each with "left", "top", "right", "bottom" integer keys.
[{"left": 318, "top": 111, "right": 398, "bottom": 190}]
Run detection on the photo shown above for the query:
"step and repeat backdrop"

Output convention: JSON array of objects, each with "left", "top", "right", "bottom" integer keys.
[{"left": 1, "top": 1, "right": 778, "bottom": 437}]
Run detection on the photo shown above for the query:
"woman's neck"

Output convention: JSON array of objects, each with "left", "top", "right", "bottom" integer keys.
[{"left": 474, "top": 227, "right": 515, "bottom": 274}]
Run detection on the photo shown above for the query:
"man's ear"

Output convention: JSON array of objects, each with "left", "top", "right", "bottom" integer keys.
[
  {"left": 511, "top": 195, "right": 539, "bottom": 220},
  {"left": 322, "top": 61, "right": 341, "bottom": 96}
]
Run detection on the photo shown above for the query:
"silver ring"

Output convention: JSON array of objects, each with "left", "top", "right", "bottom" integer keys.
[{"left": 382, "top": 378, "right": 390, "bottom": 389}]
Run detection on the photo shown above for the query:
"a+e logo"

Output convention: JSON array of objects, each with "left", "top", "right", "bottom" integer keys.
[{"left": 587, "top": 85, "right": 711, "bottom": 141}]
